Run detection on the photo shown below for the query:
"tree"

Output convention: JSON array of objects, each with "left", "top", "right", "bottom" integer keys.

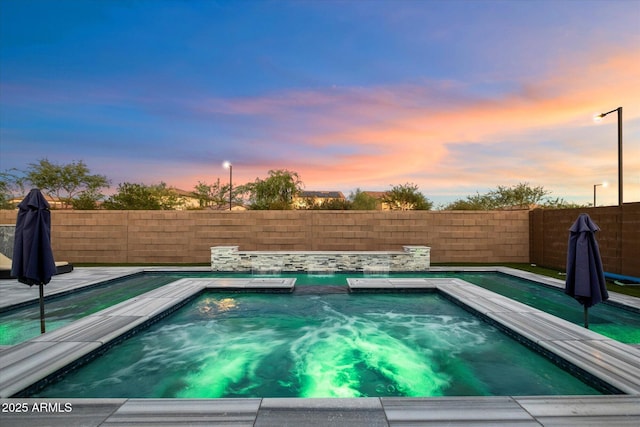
[
  {"left": 539, "top": 198, "right": 588, "bottom": 209},
  {"left": 247, "top": 169, "right": 303, "bottom": 210},
  {"left": 348, "top": 189, "right": 378, "bottom": 210},
  {"left": 302, "top": 197, "right": 352, "bottom": 210},
  {"left": 103, "top": 182, "right": 180, "bottom": 210},
  {"left": 25, "top": 159, "right": 109, "bottom": 209},
  {"left": 490, "top": 183, "right": 550, "bottom": 209},
  {"left": 0, "top": 169, "right": 28, "bottom": 209},
  {"left": 443, "top": 182, "right": 586, "bottom": 210},
  {"left": 70, "top": 189, "right": 103, "bottom": 210},
  {"left": 382, "top": 183, "right": 432, "bottom": 210},
  {"left": 444, "top": 193, "right": 496, "bottom": 210},
  {"left": 192, "top": 179, "right": 236, "bottom": 209},
  {"left": 0, "top": 179, "right": 11, "bottom": 210}
]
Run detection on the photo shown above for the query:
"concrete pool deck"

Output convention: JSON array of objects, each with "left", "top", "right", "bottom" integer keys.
[{"left": 1, "top": 266, "right": 639, "bottom": 426}]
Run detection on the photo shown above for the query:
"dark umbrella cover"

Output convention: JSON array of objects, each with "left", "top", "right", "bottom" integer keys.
[
  {"left": 11, "top": 189, "right": 57, "bottom": 333},
  {"left": 565, "top": 213, "right": 609, "bottom": 328}
]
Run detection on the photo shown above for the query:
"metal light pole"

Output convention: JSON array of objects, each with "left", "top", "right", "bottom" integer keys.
[
  {"left": 594, "top": 107, "right": 623, "bottom": 206},
  {"left": 223, "top": 161, "right": 232, "bottom": 211},
  {"left": 593, "top": 182, "right": 606, "bottom": 207}
]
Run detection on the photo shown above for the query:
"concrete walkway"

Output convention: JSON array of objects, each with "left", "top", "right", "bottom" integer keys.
[
  {"left": 1, "top": 267, "right": 639, "bottom": 426},
  {"left": 2, "top": 395, "right": 640, "bottom": 426}
]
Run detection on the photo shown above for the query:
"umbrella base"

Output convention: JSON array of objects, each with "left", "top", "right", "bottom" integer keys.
[
  {"left": 584, "top": 305, "right": 589, "bottom": 329},
  {"left": 39, "top": 284, "right": 45, "bottom": 334}
]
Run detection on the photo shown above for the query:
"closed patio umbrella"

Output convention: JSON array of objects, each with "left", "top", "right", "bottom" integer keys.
[
  {"left": 565, "top": 213, "right": 609, "bottom": 328},
  {"left": 11, "top": 189, "right": 57, "bottom": 333}
]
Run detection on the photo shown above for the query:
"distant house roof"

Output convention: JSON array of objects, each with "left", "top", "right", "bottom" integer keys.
[
  {"left": 299, "top": 191, "right": 345, "bottom": 199},
  {"left": 8, "top": 195, "right": 62, "bottom": 209},
  {"left": 362, "top": 191, "right": 388, "bottom": 199},
  {"left": 499, "top": 203, "right": 539, "bottom": 211},
  {"left": 209, "top": 203, "right": 246, "bottom": 211},
  {"left": 170, "top": 188, "right": 196, "bottom": 197}
]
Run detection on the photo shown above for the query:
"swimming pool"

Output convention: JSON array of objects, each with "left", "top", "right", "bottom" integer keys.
[
  {"left": 31, "top": 289, "right": 603, "bottom": 398},
  {"left": 3, "top": 274, "right": 639, "bottom": 400},
  {"left": 2, "top": 270, "right": 638, "bottom": 346},
  {"left": 0, "top": 273, "right": 180, "bottom": 345},
  {"left": 448, "top": 272, "right": 640, "bottom": 344}
]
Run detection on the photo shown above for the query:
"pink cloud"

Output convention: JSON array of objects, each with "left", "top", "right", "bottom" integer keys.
[{"left": 176, "top": 46, "right": 640, "bottom": 204}]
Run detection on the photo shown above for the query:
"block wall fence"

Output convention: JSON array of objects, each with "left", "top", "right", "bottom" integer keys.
[
  {"left": 2, "top": 204, "right": 637, "bottom": 276},
  {"left": 0, "top": 210, "right": 529, "bottom": 265},
  {"left": 529, "top": 202, "right": 640, "bottom": 278}
]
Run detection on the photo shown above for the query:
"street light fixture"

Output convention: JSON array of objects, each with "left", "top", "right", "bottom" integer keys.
[
  {"left": 223, "top": 161, "right": 232, "bottom": 211},
  {"left": 594, "top": 107, "right": 623, "bottom": 206},
  {"left": 593, "top": 182, "right": 607, "bottom": 207}
]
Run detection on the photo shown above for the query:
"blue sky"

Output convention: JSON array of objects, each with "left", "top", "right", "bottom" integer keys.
[{"left": 1, "top": 0, "right": 639, "bottom": 206}]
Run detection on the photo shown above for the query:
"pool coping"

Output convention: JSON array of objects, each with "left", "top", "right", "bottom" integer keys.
[
  {"left": 1, "top": 267, "right": 640, "bottom": 425},
  {"left": 2, "top": 265, "right": 638, "bottom": 313}
]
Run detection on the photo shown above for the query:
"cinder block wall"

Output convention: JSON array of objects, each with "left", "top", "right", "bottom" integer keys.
[
  {"left": 529, "top": 203, "right": 639, "bottom": 277},
  {"left": 0, "top": 210, "right": 530, "bottom": 264}
]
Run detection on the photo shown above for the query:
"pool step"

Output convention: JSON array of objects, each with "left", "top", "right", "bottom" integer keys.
[{"left": 347, "top": 277, "right": 448, "bottom": 290}]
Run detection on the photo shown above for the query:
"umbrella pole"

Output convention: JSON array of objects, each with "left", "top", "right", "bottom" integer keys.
[
  {"left": 584, "top": 305, "right": 589, "bottom": 329},
  {"left": 39, "top": 283, "right": 46, "bottom": 334}
]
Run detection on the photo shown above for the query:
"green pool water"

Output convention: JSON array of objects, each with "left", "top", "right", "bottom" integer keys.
[
  {"left": 1, "top": 271, "right": 639, "bottom": 345},
  {"left": 0, "top": 274, "right": 179, "bottom": 345},
  {"left": 460, "top": 272, "right": 640, "bottom": 345},
  {"left": 285, "top": 272, "right": 640, "bottom": 344},
  {"left": 32, "top": 291, "right": 602, "bottom": 398}
]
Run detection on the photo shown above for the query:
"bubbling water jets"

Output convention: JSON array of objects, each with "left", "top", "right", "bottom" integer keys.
[
  {"left": 289, "top": 310, "right": 362, "bottom": 397},
  {"left": 366, "top": 312, "right": 488, "bottom": 352},
  {"left": 354, "top": 324, "right": 450, "bottom": 396},
  {"left": 289, "top": 304, "right": 451, "bottom": 397},
  {"left": 176, "top": 328, "right": 287, "bottom": 398}
]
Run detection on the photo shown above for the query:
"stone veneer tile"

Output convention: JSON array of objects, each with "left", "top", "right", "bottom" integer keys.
[{"left": 211, "top": 246, "right": 430, "bottom": 272}]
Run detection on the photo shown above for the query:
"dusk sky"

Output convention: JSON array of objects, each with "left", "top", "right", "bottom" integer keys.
[{"left": 1, "top": 0, "right": 639, "bottom": 207}]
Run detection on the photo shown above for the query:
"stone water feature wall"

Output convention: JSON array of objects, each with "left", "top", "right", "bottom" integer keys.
[
  {"left": 0, "top": 225, "right": 15, "bottom": 258},
  {"left": 211, "top": 245, "right": 431, "bottom": 272}
]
